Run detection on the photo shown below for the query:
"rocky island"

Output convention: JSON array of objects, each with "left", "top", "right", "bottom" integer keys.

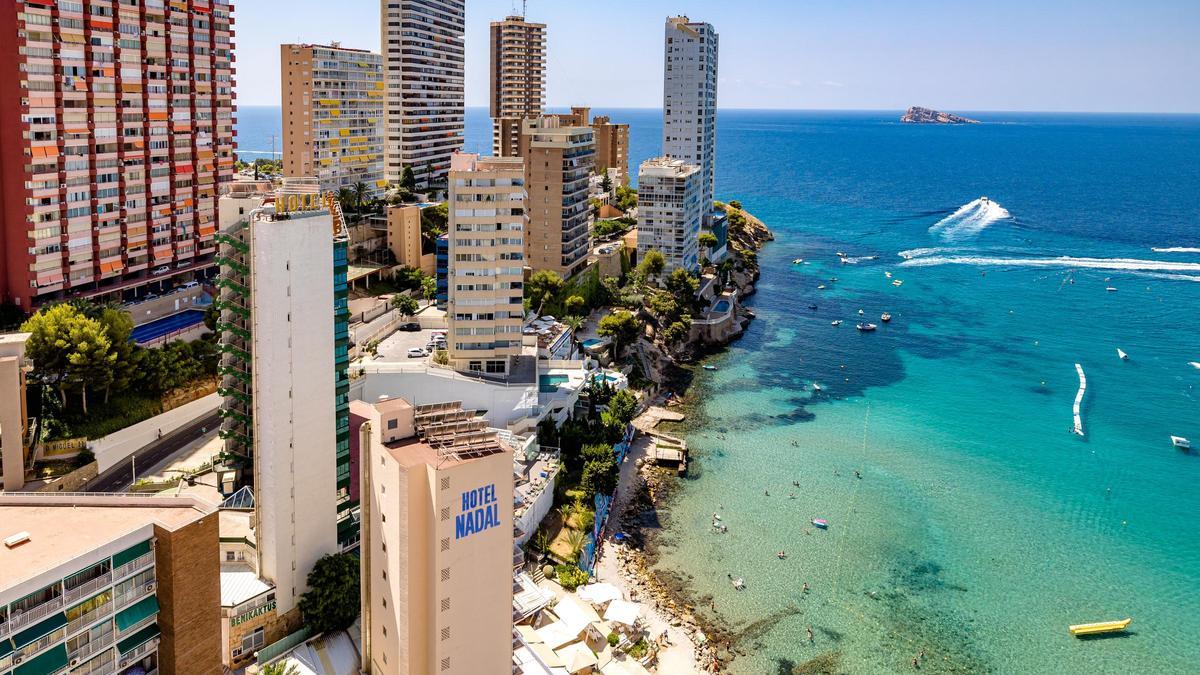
[{"left": 901, "top": 106, "right": 980, "bottom": 124}]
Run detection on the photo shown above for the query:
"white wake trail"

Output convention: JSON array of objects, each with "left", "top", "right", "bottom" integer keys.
[
  {"left": 929, "top": 198, "right": 1011, "bottom": 240},
  {"left": 1152, "top": 247, "right": 1200, "bottom": 253},
  {"left": 899, "top": 255, "right": 1200, "bottom": 275}
]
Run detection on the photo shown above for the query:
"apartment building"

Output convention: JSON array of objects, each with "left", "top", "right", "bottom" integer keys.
[
  {"left": 381, "top": 0, "right": 465, "bottom": 188},
  {"left": 637, "top": 157, "right": 702, "bottom": 273},
  {"left": 355, "top": 397, "right": 515, "bottom": 675},
  {"left": 533, "top": 107, "right": 629, "bottom": 186},
  {"left": 663, "top": 16, "right": 718, "bottom": 226},
  {"left": 517, "top": 117, "right": 595, "bottom": 279},
  {"left": 0, "top": 493, "right": 220, "bottom": 675},
  {"left": 446, "top": 153, "right": 526, "bottom": 376},
  {"left": 1, "top": 333, "right": 31, "bottom": 492},
  {"left": 0, "top": 0, "right": 237, "bottom": 311},
  {"left": 489, "top": 15, "right": 546, "bottom": 158},
  {"left": 213, "top": 180, "right": 351, "bottom": 625},
  {"left": 281, "top": 43, "right": 385, "bottom": 197}
]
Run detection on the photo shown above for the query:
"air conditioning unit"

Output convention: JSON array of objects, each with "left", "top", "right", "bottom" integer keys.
[
  {"left": 69, "top": 658, "right": 80, "bottom": 667},
  {"left": 11, "top": 655, "right": 23, "bottom": 665},
  {"left": 144, "top": 582, "right": 157, "bottom": 593}
]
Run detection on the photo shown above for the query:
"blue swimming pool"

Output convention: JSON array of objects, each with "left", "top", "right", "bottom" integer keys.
[
  {"left": 582, "top": 338, "right": 605, "bottom": 349},
  {"left": 131, "top": 310, "right": 206, "bottom": 344},
  {"left": 539, "top": 374, "right": 570, "bottom": 393},
  {"left": 713, "top": 300, "right": 731, "bottom": 313}
]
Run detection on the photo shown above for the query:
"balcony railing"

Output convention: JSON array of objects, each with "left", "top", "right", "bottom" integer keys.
[
  {"left": 67, "top": 601, "right": 114, "bottom": 638},
  {"left": 118, "top": 637, "right": 159, "bottom": 669},
  {"left": 112, "top": 551, "right": 155, "bottom": 583},
  {"left": 69, "top": 626, "right": 115, "bottom": 664},
  {"left": 6, "top": 594, "right": 65, "bottom": 632},
  {"left": 64, "top": 571, "right": 113, "bottom": 605},
  {"left": 113, "top": 581, "right": 154, "bottom": 612}
]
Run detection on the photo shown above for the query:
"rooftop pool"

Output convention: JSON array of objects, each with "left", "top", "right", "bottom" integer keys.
[
  {"left": 712, "top": 299, "right": 731, "bottom": 313},
  {"left": 539, "top": 374, "right": 570, "bottom": 393}
]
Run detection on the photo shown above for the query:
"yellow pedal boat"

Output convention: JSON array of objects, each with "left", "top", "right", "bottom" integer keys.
[{"left": 1069, "top": 618, "right": 1131, "bottom": 637}]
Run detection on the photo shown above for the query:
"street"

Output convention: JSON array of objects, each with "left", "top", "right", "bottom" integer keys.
[{"left": 85, "top": 411, "right": 222, "bottom": 493}]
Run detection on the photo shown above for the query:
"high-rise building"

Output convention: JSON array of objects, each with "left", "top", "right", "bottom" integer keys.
[
  {"left": 213, "top": 179, "right": 350, "bottom": 621},
  {"left": 281, "top": 43, "right": 385, "bottom": 197},
  {"left": 446, "top": 153, "right": 527, "bottom": 376},
  {"left": 381, "top": 0, "right": 465, "bottom": 188},
  {"left": 663, "top": 16, "right": 718, "bottom": 226},
  {"left": 489, "top": 15, "right": 546, "bottom": 157},
  {"left": 591, "top": 115, "right": 631, "bottom": 185},
  {"left": 637, "top": 157, "right": 702, "bottom": 273},
  {"left": 1, "top": 333, "right": 31, "bottom": 492},
  {"left": 354, "top": 396, "right": 515, "bottom": 675},
  {"left": 0, "top": 492, "right": 221, "bottom": 675},
  {"left": 517, "top": 117, "right": 595, "bottom": 279},
  {"left": 0, "top": 0, "right": 237, "bottom": 311}
]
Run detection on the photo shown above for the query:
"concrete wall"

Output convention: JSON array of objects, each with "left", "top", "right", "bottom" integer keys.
[
  {"left": 156, "top": 511, "right": 223, "bottom": 675},
  {"left": 33, "top": 461, "right": 98, "bottom": 492},
  {"left": 515, "top": 470, "right": 557, "bottom": 546},
  {"left": 124, "top": 286, "right": 210, "bottom": 326},
  {"left": 91, "top": 393, "right": 221, "bottom": 473}
]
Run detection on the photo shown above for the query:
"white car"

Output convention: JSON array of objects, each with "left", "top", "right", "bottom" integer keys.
[{"left": 407, "top": 347, "right": 426, "bottom": 359}]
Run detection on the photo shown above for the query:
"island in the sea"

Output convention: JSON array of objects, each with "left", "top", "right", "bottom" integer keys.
[{"left": 901, "top": 106, "right": 980, "bottom": 124}]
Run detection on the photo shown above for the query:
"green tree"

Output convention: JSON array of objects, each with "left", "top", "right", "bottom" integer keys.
[
  {"left": 599, "top": 171, "right": 613, "bottom": 193},
  {"left": 597, "top": 310, "right": 640, "bottom": 359},
  {"left": 421, "top": 276, "right": 437, "bottom": 305},
  {"left": 97, "top": 307, "right": 138, "bottom": 402},
  {"left": 639, "top": 250, "right": 665, "bottom": 284},
  {"left": 564, "top": 295, "right": 585, "bottom": 317},
  {"left": 261, "top": 663, "right": 302, "bottom": 675},
  {"left": 336, "top": 187, "right": 355, "bottom": 215},
  {"left": 352, "top": 181, "right": 370, "bottom": 212},
  {"left": 728, "top": 200, "right": 743, "bottom": 210},
  {"left": 392, "top": 294, "right": 419, "bottom": 317},
  {"left": 565, "top": 529, "right": 587, "bottom": 561},
  {"left": 606, "top": 389, "right": 638, "bottom": 427},
  {"left": 661, "top": 317, "right": 693, "bottom": 351},
  {"left": 581, "top": 453, "right": 618, "bottom": 498},
  {"left": 699, "top": 232, "right": 719, "bottom": 253},
  {"left": 526, "top": 270, "right": 565, "bottom": 314},
  {"left": 420, "top": 202, "right": 449, "bottom": 249},
  {"left": 299, "top": 553, "right": 360, "bottom": 634},
  {"left": 22, "top": 304, "right": 83, "bottom": 405},
  {"left": 647, "top": 293, "right": 681, "bottom": 324},
  {"left": 65, "top": 316, "right": 116, "bottom": 414},
  {"left": 665, "top": 268, "right": 700, "bottom": 302},
  {"left": 400, "top": 165, "right": 417, "bottom": 192}
]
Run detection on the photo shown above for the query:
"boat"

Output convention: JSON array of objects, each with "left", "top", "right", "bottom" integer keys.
[
  {"left": 831, "top": 320, "right": 842, "bottom": 326},
  {"left": 817, "top": 285, "right": 826, "bottom": 290},
  {"left": 731, "top": 577, "right": 746, "bottom": 590},
  {"left": 1068, "top": 618, "right": 1131, "bottom": 637},
  {"left": 793, "top": 258, "right": 804, "bottom": 264},
  {"left": 836, "top": 251, "right": 847, "bottom": 258},
  {"left": 981, "top": 196, "right": 990, "bottom": 204},
  {"left": 857, "top": 323, "right": 877, "bottom": 332},
  {"left": 885, "top": 271, "right": 893, "bottom": 278},
  {"left": 1106, "top": 287, "right": 1118, "bottom": 292},
  {"left": 858, "top": 309, "right": 865, "bottom": 315},
  {"left": 811, "top": 518, "right": 829, "bottom": 529},
  {"left": 812, "top": 383, "right": 823, "bottom": 392},
  {"left": 1117, "top": 348, "right": 1128, "bottom": 361},
  {"left": 892, "top": 279, "right": 904, "bottom": 287},
  {"left": 808, "top": 304, "right": 819, "bottom": 310},
  {"left": 881, "top": 313, "right": 892, "bottom": 322},
  {"left": 702, "top": 365, "right": 717, "bottom": 371},
  {"left": 830, "top": 277, "right": 839, "bottom": 282},
  {"left": 1172, "top": 436, "right": 1191, "bottom": 450},
  {"left": 1189, "top": 361, "right": 1200, "bottom": 369}
]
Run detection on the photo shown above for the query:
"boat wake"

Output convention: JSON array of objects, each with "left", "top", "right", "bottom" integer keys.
[
  {"left": 898, "top": 255, "right": 1200, "bottom": 276},
  {"left": 929, "top": 198, "right": 1011, "bottom": 240},
  {"left": 1152, "top": 247, "right": 1200, "bottom": 254}
]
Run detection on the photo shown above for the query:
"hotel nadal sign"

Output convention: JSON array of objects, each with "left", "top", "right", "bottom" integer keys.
[{"left": 455, "top": 483, "right": 501, "bottom": 540}]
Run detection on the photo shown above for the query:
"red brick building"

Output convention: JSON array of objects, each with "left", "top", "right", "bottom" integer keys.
[{"left": 0, "top": 0, "right": 236, "bottom": 311}]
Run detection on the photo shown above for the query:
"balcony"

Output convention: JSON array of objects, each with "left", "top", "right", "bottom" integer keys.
[
  {"left": 69, "top": 624, "right": 116, "bottom": 664},
  {"left": 112, "top": 551, "right": 154, "bottom": 583},
  {"left": 64, "top": 571, "right": 114, "bottom": 606},
  {"left": 5, "top": 594, "right": 65, "bottom": 633}
]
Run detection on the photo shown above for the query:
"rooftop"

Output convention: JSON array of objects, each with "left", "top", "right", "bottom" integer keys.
[
  {"left": 0, "top": 494, "right": 214, "bottom": 591},
  {"left": 638, "top": 156, "right": 699, "bottom": 177}
]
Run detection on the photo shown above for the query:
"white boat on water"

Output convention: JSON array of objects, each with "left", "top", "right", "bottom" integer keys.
[
  {"left": 1117, "top": 348, "right": 1128, "bottom": 361},
  {"left": 885, "top": 271, "right": 893, "bottom": 278},
  {"left": 1171, "top": 436, "right": 1191, "bottom": 450},
  {"left": 731, "top": 577, "right": 746, "bottom": 590},
  {"left": 1106, "top": 287, "right": 1118, "bottom": 292},
  {"left": 1189, "top": 362, "right": 1200, "bottom": 370},
  {"left": 793, "top": 258, "right": 804, "bottom": 264},
  {"left": 817, "top": 285, "right": 826, "bottom": 290},
  {"left": 831, "top": 320, "right": 842, "bottom": 326},
  {"left": 812, "top": 382, "right": 823, "bottom": 392},
  {"left": 857, "top": 323, "right": 878, "bottom": 332},
  {"left": 892, "top": 279, "right": 904, "bottom": 287}
]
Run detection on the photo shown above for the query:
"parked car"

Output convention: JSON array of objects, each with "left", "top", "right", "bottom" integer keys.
[
  {"left": 151, "top": 265, "right": 170, "bottom": 275},
  {"left": 407, "top": 347, "right": 426, "bottom": 358},
  {"left": 398, "top": 322, "right": 421, "bottom": 332}
]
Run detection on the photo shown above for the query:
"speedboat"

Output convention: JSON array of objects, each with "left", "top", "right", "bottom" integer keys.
[
  {"left": 811, "top": 518, "right": 829, "bottom": 529},
  {"left": 981, "top": 196, "right": 990, "bottom": 204},
  {"left": 1188, "top": 361, "right": 1200, "bottom": 370},
  {"left": 858, "top": 309, "right": 865, "bottom": 315},
  {"left": 702, "top": 364, "right": 717, "bottom": 371},
  {"left": 1069, "top": 618, "right": 1130, "bottom": 637},
  {"left": 836, "top": 251, "right": 847, "bottom": 258},
  {"left": 831, "top": 320, "right": 842, "bottom": 326},
  {"left": 857, "top": 323, "right": 878, "bottom": 332},
  {"left": 1117, "top": 348, "right": 1128, "bottom": 361},
  {"left": 731, "top": 577, "right": 746, "bottom": 590},
  {"left": 892, "top": 279, "right": 904, "bottom": 287},
  {"left": 808, "top": 304, "right": 818, "bottom": 310},
  {"left": 1172, "top": 436, "right": 1191, "bottom": 450},
  {"left": 812, "top": 382, "right": 823, "bottom": 392},
  {"left": 1106, "top": 287, "right": 1118, "bottom": 292},
  {"left": 817, "top": 285, "right": 826, "bottom": 290},
  {"left": 885, "top": 271, "right": 893, "bottom": 278},
  {"left": 881, "top": 313, "right": 892, "bottom": 322},
  {"left": 793, "top": 258, "right": 804, "bottom": 264}
]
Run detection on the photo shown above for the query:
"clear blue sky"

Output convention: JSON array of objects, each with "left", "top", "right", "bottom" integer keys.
[{"left": 236, "top": 0, "right": 1199, "bottom": 112}]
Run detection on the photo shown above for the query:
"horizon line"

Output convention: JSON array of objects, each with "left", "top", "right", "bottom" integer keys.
[{"left": 233, "top": 103, "right": 1200, "bottom": 116}]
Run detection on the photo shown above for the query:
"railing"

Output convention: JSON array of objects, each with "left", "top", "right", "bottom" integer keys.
[
  {"left": 69, "top": 626, "right": 115, "bottom": 663},
  {"left": 64, "top": 572, "right": 113, "bottom": 605},
  {"left": 117, "top": 614, "right": 157, "bottom": 640},
  {"left": 67, "top": 602, "right": 114, "bottom": 637},
  {"left": 113, "top": 551, "right": 155, "bottom": 583},
  {"left": 118, "top": 637, "right": 159, "bottom": 667},
  {"left": 6, "top": 595, "right": 65, "bottom": 632},
  {"left": 113, "top": 580, "right": 154, "bottom": 612}
]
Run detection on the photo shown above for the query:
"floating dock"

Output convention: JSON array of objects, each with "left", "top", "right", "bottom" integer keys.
[
  {"left": 1069, "top": 618, "right": 1131, "bottom": 637},
  {"left": 1071, "top": 363, "right": 1087, "bottom": 436}
]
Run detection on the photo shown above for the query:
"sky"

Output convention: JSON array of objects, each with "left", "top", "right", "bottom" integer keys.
[{"left": 235, "top": 0, "right": 1200, "bottom": 113}]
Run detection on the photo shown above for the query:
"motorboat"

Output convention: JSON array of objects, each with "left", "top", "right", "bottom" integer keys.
[
  {"left": 836, "top": 251, "right": 847, "bottom": 258},
  {"left": 702, "top": 364, "right": 717, "bottom": 371},
  {"left": 892, "top": 280, "right": 904, "bottom": 287},
  {"left": 830, "top": 277, "right": 839, "bottom": 282},
  {"left": 1117, "top": 348, "right": 1128, "bottom": 361},
  {"left": 1171, "top": 436, "right": 1191, "bottom": 450},
  {"left": 885, "top": 271, "right": 893, "bottom": 278},
  {"left": 857, "top": 323, "right": 878, "bottom": 332},
  {"left": 1188, "top": 361, "right": 1200, "bottom": 369},
  {"left": 831, "top": 320, "right": 842, "bottom": 326},
  {"left": 817, "top": 285, "right": 826, "bottom": 290},
  {"left": 858, "top": 309, "right": 865, "bottom": 315},
  {"left": 811, "top": 518, "right": 829, "bottom": 529},
  {"left": 1106, "top": 287, "right": 1118, "bottom": 292},
  {"left": 1068, "top": 618, "right": 1131, "bottom": 637},
  {"left": 812, "top": 382, "right": 823, "bottom": 392},
  {"left": 881, "top": 313, "right": 892, "bottom": 323},
  {"left": 808, "top": 304, "right": 819, "bottom": 310},
  {"left": 731, "top": 577, "right": 746, "bottom": 590},
  {"left": 981, "top": 196, "right": 990, "bottom": 204},
  {"left": 793, "top": 258, "right": 804, "bottom": 264}
]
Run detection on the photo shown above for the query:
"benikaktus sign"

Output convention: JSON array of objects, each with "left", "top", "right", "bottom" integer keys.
[{"left": 455, "top": 484, "right": 501, "bottom": 540}]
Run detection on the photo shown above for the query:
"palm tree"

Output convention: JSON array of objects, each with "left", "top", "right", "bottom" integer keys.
[
  {"left": 352, "top": 181, "right": 370, "bottom": 213},
  {"left": 335, "top": 187, "right": 354, "bottom": 215},
  {"left": 563, "top": 315, "right": 584, "bottom": 357},
  {"left": 261, "top": 662, "right": 301, "bottom": 675},
  {"left": 565, "top": 529, "right": 587, "bottom": 561},
  {"left": 558, "top": 504, "right": 574, "bottom": 529}
]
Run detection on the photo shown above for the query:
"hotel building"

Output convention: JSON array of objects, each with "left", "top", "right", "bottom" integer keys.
[
  {"left": 0, "top": 0, "right": 237, "bottom": 311},
  {"left": 446, "top": 153, "right": 526, "bottom": 376},
  {"left": 517, "top": 117, "right": 595, "bottom": 279},
  {"left": 381, "top": 0, "right": 465, "bottom": 188},
  {"left": 489, "top": 15, "right": 546, "bottom": 158},
  {"left": 354, "top": 397, "right": 515, "bottom": 675},
  {"left": 591, "top": 115, "right": 631, "bottom": 186},
  {"left": 0, "top": 493, "right": 220, "bottom": 675},
  {"left": 281, "top": 43, "right": 385, "bottom": 197},
  {"left": 1, "top": 333, "right": 31, "bottom": 492},
  {"left": 213, "top": 180, "right": 350, "bottom": 629},
  {"left": 637, "top": 157, "right": 702, "bottom": 273},
  {"left": 663, "top": 16, "right": 718, "bottom": 226}
]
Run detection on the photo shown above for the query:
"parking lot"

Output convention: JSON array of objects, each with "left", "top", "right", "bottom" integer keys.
[{"left": 373, "top": 325, "right": 447, "bottom": 361}]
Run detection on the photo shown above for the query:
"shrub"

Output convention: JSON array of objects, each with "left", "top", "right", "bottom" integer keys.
[
  {"left": 299, "top": 553, "right": 360, "bottom": 634},
  {"left": 607, "top": 632, "right": 620, "bottom": 647},
  {"left": 554, "top": 564, "right": 590, "bottom": 591}
]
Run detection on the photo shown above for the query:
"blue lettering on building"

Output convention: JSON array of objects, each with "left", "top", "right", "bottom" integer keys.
[{"left": 455, "top": 483, "right": 501, "bottom": 540}]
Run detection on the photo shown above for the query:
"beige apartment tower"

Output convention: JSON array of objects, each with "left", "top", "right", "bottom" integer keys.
[
  {"left": 518, "top": 117, "right": 596, "bottom": 279},
  {"left": 281, "top": 44, "right": 385, "bottom": 197},
  {"left": 446, "top": 153, "right": 527, "bottom": 376},
  {"left": 534, "top": 107, "right": 629, "bottom": 184},
  {"left": 490, "top": 15, "right": 547, "bottom": 157},
  {"left": 355, "top": 397, "right": 515, "bottom": 675}
]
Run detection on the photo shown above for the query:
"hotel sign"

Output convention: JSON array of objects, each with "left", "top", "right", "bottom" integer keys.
[
  {"left": 274, "top": 191, "right": 323, "bottom": 215},
  {"left": 231, "top": 600, "right": 276, "bottom": 626},
  {"left": 455, "top": 483, "right": 501, "bottom": 540}
]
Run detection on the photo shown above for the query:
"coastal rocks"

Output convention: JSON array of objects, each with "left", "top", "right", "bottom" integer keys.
[{"left": 900, "top": 106, "right": 980, "bottom": 124}]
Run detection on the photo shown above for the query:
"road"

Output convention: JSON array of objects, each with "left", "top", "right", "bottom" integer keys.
[{"left": 85, "top": 411, "right": 222, "bottom": 493}]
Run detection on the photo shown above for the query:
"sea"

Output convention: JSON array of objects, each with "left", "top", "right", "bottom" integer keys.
[{"left": 237, "top": 106, "right": 1200, "bottom": 673}]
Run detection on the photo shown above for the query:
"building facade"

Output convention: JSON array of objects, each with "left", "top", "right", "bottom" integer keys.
[
  {"left": 281, "top": 43, "right": 385, "bottom": 197},
  {"left": 592, "top": 115, "right": 631, "bottom": 185},
  {"left": 446, "top": 154, "right": 526, "bottom": 376},
  {"left": 213, "top": 180, "right": 350, "bottom": 622},
  {"left": 355, "top": 397, "right": 515, "bottom": 675},
  {"left": 489, "top": 15, "right": 546, "bottom": 158},
  {"left": 0, "top": 0, "right": 237, "bottom": 310},
  {"left": 517, "top": 117, "right": 595, "bottom": 279},
  {"left": 0, "top": 333, "right": 31, "bottom": 492},
  {"left": 381, "top": 0, "right": 465, "bottom": 188},
  {"left": 637, "top": 157, "right": 702, "bottom": 273},
  {"left": 0, "top": 493, "right": 220, "bottom": 675},
  {"left": 663, "top": 16, "right": 718, "bottom": 226}
]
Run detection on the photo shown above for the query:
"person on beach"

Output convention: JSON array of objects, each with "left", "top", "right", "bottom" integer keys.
[
  {"left": 855, "top": 470, "right": 862, "bottom": 479},
  {"left": 802, "top": 582, "right": 809, "bottom": 594},
  {"left": 912, "top": 656, "right": 920, "bottom": 669},
  {"left": 789, "top": 492, "right": 796, "bottom": 499},
  {"left": 764, "top": 489, "right": 770, "bottom": 496},
  {"left": 807, "top": 626, "right": 814, "bottom": 643}
]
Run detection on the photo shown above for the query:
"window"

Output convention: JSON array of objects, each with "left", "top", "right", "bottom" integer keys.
[
  {"left": 387, "top": 418, "right": 398, "bottom": 430},
  {"left": 226, "top": 551, "right": 235, "bottom": 561}
]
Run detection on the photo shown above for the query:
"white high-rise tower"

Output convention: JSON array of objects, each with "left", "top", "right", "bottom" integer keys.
[{"left": 662, "top": 16, "right": 718, "bottom": 226}]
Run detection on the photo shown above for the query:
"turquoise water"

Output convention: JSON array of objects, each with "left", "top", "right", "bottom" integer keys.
[
  {"left": 645, "top": 112, "right": 1200, "bottom": 673},
  {"left": 583, "top": 339, "right": 605, "bottom": 349},
  {"left": 540, "top": 374, "right": 570, "bottom": 393}
]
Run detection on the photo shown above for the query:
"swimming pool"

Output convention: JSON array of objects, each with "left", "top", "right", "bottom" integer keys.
[
  {"left": 131, "top": 310, "right": 206, "bottom": 344},
  {"left": 582, "top": 338, "right": 605, "bottom": 349},
  {"left": 712, "top": 299, "right": 731, "bottom": 313},
  {"left": 539, "top": 374, "right": 570, "bottom": 393}
]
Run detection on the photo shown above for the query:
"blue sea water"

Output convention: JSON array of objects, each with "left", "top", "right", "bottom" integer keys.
[{"left": 238, "top": 107, "right": 1200, "bottom": 673}]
